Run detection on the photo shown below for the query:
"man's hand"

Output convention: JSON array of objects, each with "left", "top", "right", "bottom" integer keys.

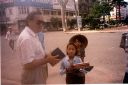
[
  {"left": 46, "top": 54, "right": 60, "bottom": 66},
  {"left": 125, "top": 48, "right": 128, "bottom": 53}
]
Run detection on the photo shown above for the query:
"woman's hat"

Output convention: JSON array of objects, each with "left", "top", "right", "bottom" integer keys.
[{"left": 69, "top": 34, "right": 88, "bottom": 48}]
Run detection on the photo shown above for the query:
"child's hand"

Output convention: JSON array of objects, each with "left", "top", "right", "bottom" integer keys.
[
  {"left": 84, "top": 66, "right": 94, "bottom": 72},
  {"left": 66, "top": 66, "right": 75, "bottom": 73},
  {"left": 73, "top": 63, "right": 90, "bottom": 69}
]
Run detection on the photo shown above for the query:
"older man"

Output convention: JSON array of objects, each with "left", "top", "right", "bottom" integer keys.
[{"left": 16, "top": 11, "right": 59, "bottom": 84}]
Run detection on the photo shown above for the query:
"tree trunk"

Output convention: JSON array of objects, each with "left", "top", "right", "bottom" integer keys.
[
  {"left": 103, "top": 15, "right": 105, "bottom": 24},
  {"left": 116, "top": 5, "right": 118, "bottom": 21},
  {"left": 118, "top": 2, "right": 121, "bottom": 23}
]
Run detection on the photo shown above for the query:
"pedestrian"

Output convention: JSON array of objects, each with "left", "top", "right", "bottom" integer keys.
[
  {"left": 60, "top": 43, "right": 89, "bottom": 84},
  {"left": 69, "top": 34, "right": 88, "bottom": 62},
  {"left": 5, "top": 27, "right": 11, "bottom": 40},
  {"left": 5, "top": 27, "right": 16, "bottom": 50},
  {"left": 15, "top": 11, "right": 59, "bottom": 84},
  {"left": 121, "top": 33, "right": 128, "bottom": 83}
]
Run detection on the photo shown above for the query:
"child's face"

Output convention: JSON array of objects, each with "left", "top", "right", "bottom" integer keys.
[
  {"left": 67, "top": 44, "right": 76, "bottom": 58},
  {"left": 74, "top": 39, "right": 81, "bottom": 48}
]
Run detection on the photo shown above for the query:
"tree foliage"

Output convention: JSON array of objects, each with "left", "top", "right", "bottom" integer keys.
[
  {"left": 89, "top": 2, "right": 113, "bottom": 18},
  {"left": 67, "top": 19, "right": 77, "bottom": 29},
  {"left": 50, "top": 17, "right": 62, "bottom": 30},
  {"left": 84, "top": 1, "right": 113, "bottom": 29}
]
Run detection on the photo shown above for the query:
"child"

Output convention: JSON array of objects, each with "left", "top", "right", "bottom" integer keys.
[
  {"left": 69, "top": 34, "right": 88, "bottom": 62},
  {"left": 60, "top": 43, "right": 88, "bottom": 84}
]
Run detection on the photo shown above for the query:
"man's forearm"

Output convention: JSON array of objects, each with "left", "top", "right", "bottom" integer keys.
[{"left": 24, "top": 56, "right": 49, "bottom": 70}]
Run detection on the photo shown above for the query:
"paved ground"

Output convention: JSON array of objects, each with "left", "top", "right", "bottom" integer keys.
[
  {"left": 67, "top": 26, "right": 128, "bottom": 34},
  {"left": 1, "top": 26, "right": 128, "bottom": 84}
]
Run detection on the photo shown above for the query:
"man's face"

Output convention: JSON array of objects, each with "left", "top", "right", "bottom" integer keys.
[{"left": 30, "top": 15, "right": 44, "bottom": 32}]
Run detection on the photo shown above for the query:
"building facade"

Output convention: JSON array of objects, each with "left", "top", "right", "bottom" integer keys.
[
  {"left": 0, "top": 0, "right": 75, "bottom": 33},
  {"left": 110, "top": 5, "right": 128, "bottom": 20}
]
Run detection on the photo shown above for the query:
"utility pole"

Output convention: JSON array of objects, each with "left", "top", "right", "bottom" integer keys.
[
  {"left": 73, "top": 0, "right": 78, "bottom": 29},
  {"left": 74, "top": 0, "right": 81, "bottom": 31},
  {"left": 58, "top": 0, "right": 68, "bottom": 32}
]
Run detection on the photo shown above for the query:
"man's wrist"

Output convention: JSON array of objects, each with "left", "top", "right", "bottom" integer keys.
[
  {"left": 45, "top": 57, "right": 49, "bottom": 63},
  {"left": 125, "top": 48, "right": 128, "bottom": 53}
]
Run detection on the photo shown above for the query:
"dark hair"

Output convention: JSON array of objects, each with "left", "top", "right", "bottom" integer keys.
[
  {"left": 66, "top": 43, "right": 78, "bottom": 55},
  {"left": 26, "top": 10, "right": 42, "bottom": 26},
  {"left": 69, "top": 34, "right": 88, "bottom": 48}
]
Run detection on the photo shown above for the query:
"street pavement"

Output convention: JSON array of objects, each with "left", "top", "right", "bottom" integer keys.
[
  {"left": 66, "top": 25, "right": 128, "bottom": 34},
  {"left": 1, "top": 26, "right": 128, "bottom": 84}
]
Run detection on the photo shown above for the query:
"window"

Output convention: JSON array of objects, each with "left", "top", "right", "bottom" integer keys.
[
  {"left": 9, "top": 8, "right": 13, "bottom": 15},
  {"left": 18, "top": 6, "right": 29, "bottom": 14},
  {"left": 22, "top": 6, "right": 24, "bottom": 14},
  {"left": 18, "top": 6, "right": 21, "bottom": 14},
  {"left": 26, "top": 7, "right": 29, "bottom": 14},
  {"left": 66, "top": 12, "right": 68, "bottom": 16},
  {"left": 51, "top": 10, "right": 56, "bottom": 15},
  {"left": 58, "top": 11, "right": 61, "bottom": 15},
  {"left": 69, "top": 12, "right": 73, "bottom": 16},
  {"left": 0, "top": 9, "right": 6, "bottom": 16},
  {"left": 0, "top": 10, "right": 1, "bottom": 16},
  {"left": 2, "top": 9, "right": 5, "bottom": 15},
  {"left": 9, "top": 0, "right": 15, "bottom": 3},
  {"left": 36, "top": 8, "right": 40, "bottom": 11},
  {"left": 20, "top": 0, "right": 26, "bottom": 2},
  {"left": 55, "top": 0, "right": 58, "bottom": 3},
  {"left": 43, "top": 10, "right": 50, "bottom": 15}
]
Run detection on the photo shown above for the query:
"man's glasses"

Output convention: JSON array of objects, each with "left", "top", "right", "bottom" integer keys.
[{"left": 36, "top": 20, "right": 44, "bottom": 25}]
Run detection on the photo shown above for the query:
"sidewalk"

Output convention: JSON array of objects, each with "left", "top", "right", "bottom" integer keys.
[{"left": 66, "top": 26, "right": 128, "bottom": 34}]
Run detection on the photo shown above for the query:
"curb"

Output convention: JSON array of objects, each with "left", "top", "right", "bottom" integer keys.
[{"left": 65, "top": 29, "right": 128, "bottom": 34}]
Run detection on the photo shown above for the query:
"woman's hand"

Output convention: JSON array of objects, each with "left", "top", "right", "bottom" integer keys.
[
  {"left": 66, "top": 65, "right": 75, "bottom": 73},
  {"left": 73, "top": 63, "right": 90, "bottom": 69}
]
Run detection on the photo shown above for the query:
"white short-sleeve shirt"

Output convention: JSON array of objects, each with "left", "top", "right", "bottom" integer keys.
[
  {"left": 16, "top": 26, "right": 45, "bottom": 64},
  {"left": 15, "top": 26, "right": 48, "bottom": 84}
]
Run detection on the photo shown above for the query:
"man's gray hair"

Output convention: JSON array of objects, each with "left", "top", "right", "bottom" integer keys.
[{"left": 26, "top": 10, "right": 42, "bottom": 26}]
